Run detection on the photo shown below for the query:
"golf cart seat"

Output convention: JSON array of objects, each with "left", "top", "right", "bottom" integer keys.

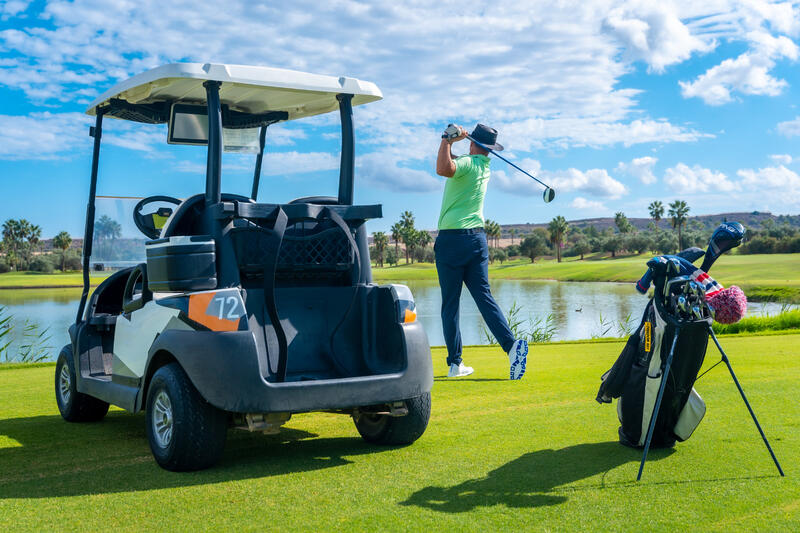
[{"left": 160, "top": 193, "right": 254, "bottom": 238}]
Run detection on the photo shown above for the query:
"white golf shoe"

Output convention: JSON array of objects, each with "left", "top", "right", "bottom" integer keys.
[
  {"left": 508, "top": 339, "right": 528, "bottom": 380},
  {"left": 447, "top": 362, "right": 474, "bottom": 378}
]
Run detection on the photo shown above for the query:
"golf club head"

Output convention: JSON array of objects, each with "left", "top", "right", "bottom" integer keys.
[
  {"left": 692, "top": 305, "right": 703, "bottom": 320},
  {"left": 543, "top": 187, "right": 556, "bottom": 203},
  {"left": 705, "top": 302, "right": 716, "bottom": 320},
  {"left": 701, "top": 221, "right": 745, "bottom": 272},
  {"left": 677, "top": 295, "right": 688, "bottom": 315}
]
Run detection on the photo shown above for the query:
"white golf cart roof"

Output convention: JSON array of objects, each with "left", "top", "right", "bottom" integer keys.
[{"left": 86, "top": 62, "right": 382, "bottom": 121}]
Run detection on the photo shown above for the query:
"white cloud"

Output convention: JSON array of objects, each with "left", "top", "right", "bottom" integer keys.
[
  {"left": 737, "top": 164, "right": 800, "bottom": 190},
  {"left": 499, "top": 118, "right": 708, "bottom": 151},
  {"left": 571, "top": 197, "right": 607, "bottom": 210},
  {"left": 493, "top": 160, "right": 628, "bottom": 199},
  {"left": 680, "top": 30, "right": 800, "bottom": 105},
  {"left": 663, "top": 162, "right": 738, "bottom": 192},
  {"left": 0, "top": 112, "right": 87, "bottom": 160},
  {"left": 769, "top": 154, "right": 793, "bottom": 165},
  {"left": 616, "top": 156, "right": 658, "bottom": 184},
  {"left": 262, "top": 151, "right": 339, "bottom": 176},
  {"left": 1, "top": 1, "right": 32, "bottom": 20},
  {"left": 603, "top": 2, "right": 715, "bottom": 72},
  {"left": 0, "top": 0, "right": 710, "bottom": 156},
  {"left": 777, "top": 116, "right": 800, "bottom": 137},
  {"left": 357, "top": 152, "right": 441, "bottom": 193}
]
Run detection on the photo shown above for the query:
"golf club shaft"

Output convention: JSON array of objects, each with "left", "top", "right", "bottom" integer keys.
[
  {"left": 467, "top": 135, "right": 552, "bottom": 190},
  {"left": 708, "top": 328, "right": 785, "bottom": 476}
]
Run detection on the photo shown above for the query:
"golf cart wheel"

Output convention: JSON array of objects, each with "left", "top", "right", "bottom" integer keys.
[
  {"left": 355, "top": 393, "right": 431, "bottom": 445},
  {"left": 145, "top": 362, "right": 227, "bottom": 471},
  {"left": 55, "top": 345, "right": 109, "bottom": 422}
]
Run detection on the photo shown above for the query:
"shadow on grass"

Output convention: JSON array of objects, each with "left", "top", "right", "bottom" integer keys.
[
  {"left": 401, "top": 441, "right": 675, "bottom": 512},
  {"left": 0, "top": 412, "right": 391, "bottom": 499}
]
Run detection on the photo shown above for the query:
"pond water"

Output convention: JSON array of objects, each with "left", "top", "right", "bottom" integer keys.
[{"left": 0, "top": 281, "right": 792, "bottom": 362}]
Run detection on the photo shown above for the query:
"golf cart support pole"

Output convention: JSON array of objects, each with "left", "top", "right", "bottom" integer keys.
[
  {"left": 337, "top": 93, "right": 354, "bottom": 205},
  {"left": 251, "top": 125, "right": 268, "bottom": 200},
  {"left": 637, "top": 331, "right": 679, "bottom": 481},
  {"left": 708, "top": 328, "right": 785, "bottom": 476},
  {"left": 204, "top": 81, "right": 223, "bottom": 207},
  {"left": 76, "top": 108, "right": 106, "bottom": 325}
]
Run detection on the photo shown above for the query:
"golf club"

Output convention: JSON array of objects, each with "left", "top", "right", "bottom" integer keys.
[
  {"left": 701, "top": 222, "right": 745, "bottom": 272},
  {"left": 443, "top": 124, "right": 556, "bottom": 203}
]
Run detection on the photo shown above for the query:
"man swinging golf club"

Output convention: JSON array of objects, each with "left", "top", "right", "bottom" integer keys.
[{"left": 435, "top": 123, "right": 528, "bottom": 379}]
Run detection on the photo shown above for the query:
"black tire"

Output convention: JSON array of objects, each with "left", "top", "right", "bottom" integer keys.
[
  {"left": 145, "top": 362, "right": 227, "bottom": 471},
  {"left": 354, "top": 393, "right": 431, "bottom": 445},
  {"left": 55, "top": 345, "right": 109, "bottom": 422}
]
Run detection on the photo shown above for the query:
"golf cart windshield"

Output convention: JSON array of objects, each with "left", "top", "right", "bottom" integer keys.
[{"left": 90, "top": 196, "right": 177, "bottom": 269}]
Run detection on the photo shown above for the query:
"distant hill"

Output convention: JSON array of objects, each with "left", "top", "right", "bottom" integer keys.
[{"left": 494, "top": 212, "right": 800, "bottom": 237}]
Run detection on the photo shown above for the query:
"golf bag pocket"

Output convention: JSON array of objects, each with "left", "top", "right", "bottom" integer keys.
[{"left": 673, "top": 388, "right": 705, "bottom": 441}]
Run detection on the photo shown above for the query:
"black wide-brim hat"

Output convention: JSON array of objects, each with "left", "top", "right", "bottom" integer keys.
[{"left": 470, "top": 123, "right": 504, "bottom": 151}]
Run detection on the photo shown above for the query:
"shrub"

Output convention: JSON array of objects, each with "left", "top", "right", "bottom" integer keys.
[
  {"left": 0, "top": 262, "right": 10, "bottom": 274},
  {"left": 29, "top": 256, "right": 54, "bottom": 273},
  {"left": 64, "top": 253, "right": 82, "bottom": 271}
]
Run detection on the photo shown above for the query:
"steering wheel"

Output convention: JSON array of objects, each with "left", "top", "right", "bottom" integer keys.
[{"left": 133, "top": 196, "right": 182, "bottom": 239}]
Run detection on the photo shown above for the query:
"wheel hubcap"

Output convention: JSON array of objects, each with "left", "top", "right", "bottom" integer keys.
[
  {"left": 59, "top": 365, "right": 71, "bottom": 405},
  {"left": 152, "top": 391, "right": 174, "bottom": 448}
]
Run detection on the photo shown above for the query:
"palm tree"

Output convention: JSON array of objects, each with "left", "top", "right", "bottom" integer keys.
[
  {"left": 398, "top": 211, "right": 416, "bottom": 264},
  {"left": 510, "top": 228, "right": 517, "bottom": 245},
  {"left": 548, "top": 215, "right": 569, "bottom": 263},
  {"left": 484, "top": 219, "right": 501, "bottom": 247},
  {"left": 95, "top": 215, "right": 122, "bottom": 240},
  {"left": 668, "top": 200, "right": 690, "bottom": 251},
  {"left": 373, "top": 232, "right": 388, "bottom": 267},
  {"left": 23, "top": 223, "right": 42, "bottom": 267},
  {"left": 614, "top": 212, "right": 632, "bottom": 234},
  {"left": 53, "top": 231, "right": 72, "bottom": 272},
  {"left": 2, "top": 219, "right": 24, "bottom": 270},
  {"left": 417, "top": 229, "right": 432, "bottom": 250},
  {"left": 648, "top": 201, "right": 664, "bottom": 226},
  {"left": 390, "top": 222, "right": 402, "bottom": 256}
]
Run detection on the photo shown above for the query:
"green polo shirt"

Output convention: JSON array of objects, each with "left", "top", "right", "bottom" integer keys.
[{"left": 437, "top": 154, "right": 491, "bottom": 230}]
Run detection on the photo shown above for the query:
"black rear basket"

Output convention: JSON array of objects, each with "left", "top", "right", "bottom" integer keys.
[{"left": 230, "top": 222, "right": 354, "bottom": 285}]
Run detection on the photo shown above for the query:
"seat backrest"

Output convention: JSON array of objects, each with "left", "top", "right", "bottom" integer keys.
[{"left": 160, "top": 193, "right": 253, "bottom": 238}]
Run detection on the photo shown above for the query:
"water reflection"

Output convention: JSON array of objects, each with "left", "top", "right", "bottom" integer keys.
[{"left": 0, "top": 281, "right": 793, "bottom": 362}]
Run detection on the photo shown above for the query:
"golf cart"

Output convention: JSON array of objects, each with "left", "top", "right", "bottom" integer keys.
[{"left": 55, "top": 63, "right": 433, "bottom": 471}]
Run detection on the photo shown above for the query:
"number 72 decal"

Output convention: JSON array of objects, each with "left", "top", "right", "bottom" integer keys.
[{"left": 187, "top": 289, "right": 246, "bottom": 331}]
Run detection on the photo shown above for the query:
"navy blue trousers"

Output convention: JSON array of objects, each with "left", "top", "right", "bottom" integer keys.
[{"left": 434, "top": 230, "right": 515, "bottom": 366}]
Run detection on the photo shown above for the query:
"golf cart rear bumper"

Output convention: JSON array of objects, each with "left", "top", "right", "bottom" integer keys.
[{"left": 147, "top": 322, "right": 433, "bottom": 413}]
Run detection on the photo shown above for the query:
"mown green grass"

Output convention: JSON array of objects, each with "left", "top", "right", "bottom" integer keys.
[
  {"left": 0, "top": 271, "right": 109, "bottom": 289},
  {"left": 1, "top": 334, "right": 798, "bottom": 531},
  {"left": 373, "top": 253, "right": 800, "bottom": 302}
]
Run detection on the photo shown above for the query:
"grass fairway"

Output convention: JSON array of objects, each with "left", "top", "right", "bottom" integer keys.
[
  {"left": 1, "top": 335, "right": 798, "bottom": 531},
  {"left": 0, "top": 271, "right": 109, "bottom": 290},
  {"left": 373, "top": 253, "right": 800, "bottom": 302}
]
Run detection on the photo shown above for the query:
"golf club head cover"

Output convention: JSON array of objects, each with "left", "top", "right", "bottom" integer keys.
[
  {"left": 636, "top": 253, "right": 720, "bottom": 295},
  {"left": 706, "top": 285, "right": 747, "bottom": 324},
  {"left": 701, "top": 222, "right": 745, "bottom": 272}
]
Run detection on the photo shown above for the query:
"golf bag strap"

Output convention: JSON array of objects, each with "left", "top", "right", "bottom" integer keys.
[{"left": 262, "top": 207, "right": 289, "bottom": 382}]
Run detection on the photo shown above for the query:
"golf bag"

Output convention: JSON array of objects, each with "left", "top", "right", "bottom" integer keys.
[
  {"left": 595, "top": 227, "right": 784, "bottom": 480},
  {"left": 596, "top": 297, "right": 709, "bottom": 448}
]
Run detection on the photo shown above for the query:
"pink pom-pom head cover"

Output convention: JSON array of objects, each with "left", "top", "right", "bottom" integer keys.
[{"left": 706, "top": 285, "right": 747, "bottom": 324}]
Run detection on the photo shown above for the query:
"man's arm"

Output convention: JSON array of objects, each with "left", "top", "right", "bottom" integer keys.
[{"left": 436, "top": 125, "right": 467, "bottom": 178}]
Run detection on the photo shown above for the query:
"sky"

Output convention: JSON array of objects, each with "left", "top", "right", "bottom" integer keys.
[{"left": 1, "top": 0, "right": 800, "bottom": 237}]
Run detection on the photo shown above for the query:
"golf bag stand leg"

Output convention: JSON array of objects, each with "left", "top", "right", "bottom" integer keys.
[
  {"left": 637, "top": 332, "right": 679, "bottom": 481},
  {"left": 708, "top": 328, "right": 785, "bottom": 476}
]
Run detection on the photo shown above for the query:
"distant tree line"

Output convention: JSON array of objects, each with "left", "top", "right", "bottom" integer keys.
[
  {"left": 369, "top": 199, "right": 800, "bottom": 268},
  {"left": 0, "top": 219, "right": 82, "bottom": 273}
]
